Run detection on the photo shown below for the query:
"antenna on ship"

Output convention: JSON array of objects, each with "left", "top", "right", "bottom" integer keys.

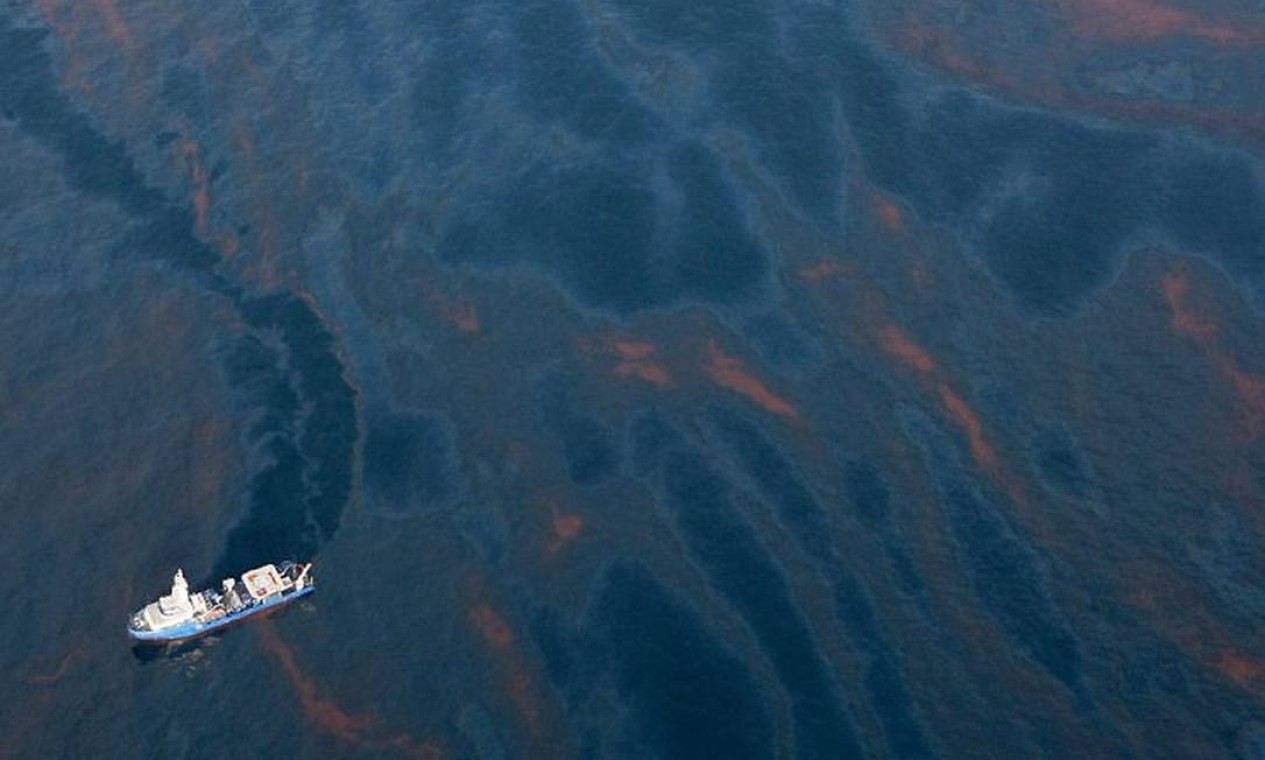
[
  {"left": 171, "top": 569, "right": 189, "bottom": 599},
  {"left": 295, "top": 563, "right": 312, "bottom": 590}
]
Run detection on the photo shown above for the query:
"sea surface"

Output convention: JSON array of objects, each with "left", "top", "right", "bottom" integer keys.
[{"left": 2, "top": 1, "right": 1265, "bottom": 758}]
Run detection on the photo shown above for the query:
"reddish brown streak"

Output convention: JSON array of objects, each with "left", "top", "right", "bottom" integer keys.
[
  {"left": 1219, "top": 651, "right": 1265, "bottom": 687},
  {"left": 87, "top": 0, "right": 133, "bottom": 47},
  {"left": 877, "top": 320, "right": 1029, "bottom": 507},
  {"left": 880, "top": 324, "right": 939, "bottom": 374},
  {"left": 1162, "top": 269, "right": 1265, "bottom": 438},
  {"left": 256, "top": 622, "right": 444, "bottom": 759},
  {"left": 614, "top": 340, "right": 674, "bottom": 387},
  {"left": 884, "top": 2, "right": 1265, "bottom": 148},
  {"left": 546, "top": 501, "right": 585, "bottom": 556},
  {"left": 468, "top": 603, "right": 545, "bottom": 739},
  {"left": 796, "top": 259, "right": 853, "bottom": 283},
  {"left": 35, "top": 0, "right": 97, "bottom": 96},
  {"left": 470, "top": 605, "right": 515, "bottom": 649},
  {"left": 874, "top": 194, "right": 906, "bottom": 234},
  {"left": 425, "top": 287, "right": 481, "bottom": 334},
  {"left": 1054, "top": 0, "right": 1258, "bottom": 44},
  {"left": 1162, "top": 272, "right": 1219, "bottom": 338},
  {"left": 26, "top": 648, "right": 85, "bottom": 686},
  {"left": 614, "top": 341, "right": 655, "bottom": 361},
  {"left": 178, "top": 139, "right": 215, "bottom": 243},
  {"left": 705, "top": 341, "right": 799, "bottom": 419},
  {"left": 938, "top": 385, "right": 999, "bottom": 475}
]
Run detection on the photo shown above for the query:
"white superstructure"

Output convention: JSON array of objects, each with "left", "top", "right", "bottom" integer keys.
[{"left": 138, "top": 568, "right": 195, "bottom": 631}]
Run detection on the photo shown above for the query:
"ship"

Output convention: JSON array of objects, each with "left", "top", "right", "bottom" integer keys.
[{"left": 127, "top": 561, "right": 314, "bottom": 644}]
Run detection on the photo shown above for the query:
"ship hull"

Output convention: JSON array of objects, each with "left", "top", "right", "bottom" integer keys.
[{"left": 128, "top": 582, "right": 314, "bottom": 644}]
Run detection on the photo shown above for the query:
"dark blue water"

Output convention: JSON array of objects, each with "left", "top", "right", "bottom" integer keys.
[{"left": 3, "top": 1, "right": 1265, "bottom": 758}]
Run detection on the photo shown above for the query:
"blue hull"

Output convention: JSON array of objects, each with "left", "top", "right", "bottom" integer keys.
[{"left": 128, "top": 583, "right": 315, "bottom": 644}]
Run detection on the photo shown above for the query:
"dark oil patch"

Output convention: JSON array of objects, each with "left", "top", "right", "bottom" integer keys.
[
  {"left": 1160, "top": 150, "right": 1264, "bottom": 281},
  {"left": 235, "top": 295, "right": 357, "bottom": 555},
  {"left": 215, "top": 331, "right": 310, "bottom": 568},
  {"left": 831, "top": 575, "right": 934, "bottom": 760},
  {"left": 944, "top": 486, "right": 1082, "bottom": 691},
  {"left": 606, "top": 0, "right": 843, "bottom": 224},
  {"left": 122, "top": 208, "right": 221, "bottom": 271},
  {"left": 0, "top": 21, "right": 163, "bottom": 215},
  {"left": 902, "top": 409, "right": 1085, "bottom": 696},
  {"left": 742, "top": 313, "right": 826, "bottom": 377},
  {"left": 841, "top": 461, "right": 927, "bottom": 601},
  {"left": 512, "top": 0, "right": 653, "bottom": 145},
  {"left": 828, "top": 27, "right": 1265, "bottom": 314},
  {"left": 843, "top": 460, "right": 892, "bottom": 530},
  {"left": 708, "top": 409, "right": 934, "bottom": 758},
  {"left": 362, "top": 409, "right": 458, "bottom": 516},
  {"left": 711, "top": 55, "right": 845, "bottom": 225},
  {"left": 437, "top": 140, "right": 768, "bottom": 314},
  {"left": 1031, "top": 427, "right": 1095, "bottom": 500},
  {"left": 605, "top": 0, "right": 773, "bottom": 49},
  {"left": 660, "top": 448, "right": 864, "bottom": 759},
  {"left": 439, "top": 159, "right": 662, "bottom": 313},
  {"left": 215, "top": 293, "right": 358, "bottom": 578},
  {"left": 525, "top": 606, "right": 581, "bottom": 694},
  {"left": 1119, "top": 639, "right": 1193, "bottom": 705},
  {"left": 592, "top": 562, "right": 775, "bottom": 760},
  {"left": 706, "top": 406, "right": 834, "bottom": 562},
  {"left": 408, "top": 2, "right": 489, "bottom": 167},
  {"left": 663, "top": 142, "right": 769, "bottom": 305},
  {"left": 0, "top": 14, "right": 359, "bottom": 580},
  {"left": 627, "top": 410, "right": 682, "bottom": 478},
  {"left": 160, "top": 63, "right": 210, "bottom": 124},
  {"left": 535, "top": 373, "right": 620, "bottom": 486}
]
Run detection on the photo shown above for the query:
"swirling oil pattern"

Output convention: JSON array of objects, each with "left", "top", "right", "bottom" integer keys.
[{"left": 1, "top": 0, "right": 1263, "bottom": 758}]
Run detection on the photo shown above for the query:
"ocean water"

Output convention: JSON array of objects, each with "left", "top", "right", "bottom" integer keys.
[{"left": 2, "top": 1, "right": 1264, "bottom": 758}]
